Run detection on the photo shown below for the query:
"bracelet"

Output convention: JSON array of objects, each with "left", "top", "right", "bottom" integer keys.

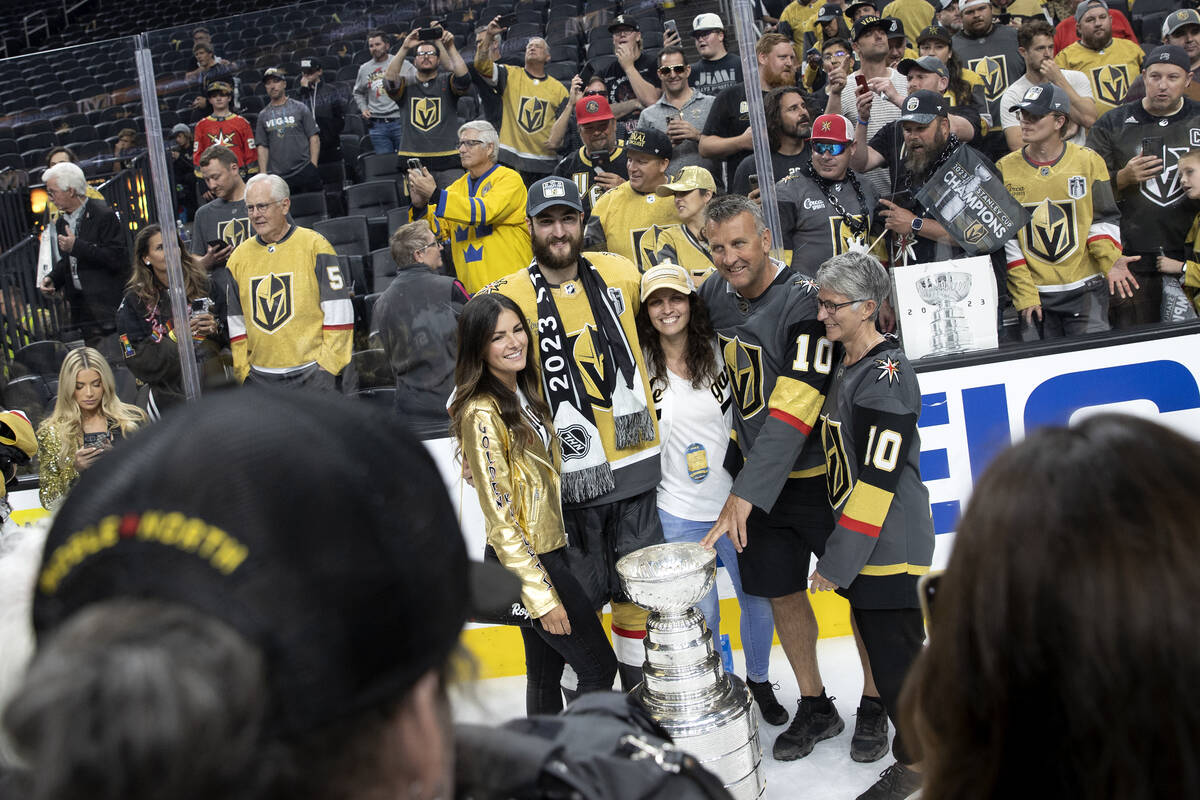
[{"left": 858, "top": 118, "right": 870, "bottom": 125}]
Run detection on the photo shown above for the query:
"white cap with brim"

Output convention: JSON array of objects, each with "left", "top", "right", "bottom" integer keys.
[{"left": 640, "top": 262, "right": 695, "bottom": 302}]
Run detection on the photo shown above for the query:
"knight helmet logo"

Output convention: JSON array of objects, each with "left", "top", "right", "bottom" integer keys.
[
  {"left": 1023, "top": 198, "right": 1078, "bottom": 263},
  {"left": 518, "top": 96, "right": 548, "bottom": 134},
  {"left": 249, "top": 272, "right": 294, "bottom": 332},
  {"left": 1091, "top": 64, "right": 1130, "bottom": 107},
  {"left": 569, "top": 324, "right": 613, "bottom": 407},
  {"left": 963, "top": 220, "right": 988, "bottom": 245},
  {"left": 968, "top": 55, "right": 1009, "bottom": 101},
  {"left": 410, "top": 96, "right": 442, "bottom": 132},
  {"left": 719, "top": 334, "right": 765, "bottom": 419},
  {"left": 906, "top": 96, "right": 920, "bottom": 111}
]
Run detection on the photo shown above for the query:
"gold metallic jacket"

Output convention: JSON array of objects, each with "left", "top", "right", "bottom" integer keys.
[
  {"left": 37, "top": 425, "right": 78, "bottom": 511},
  {"left": 460, "top": 394, "right": 566, "bottom": 619}
]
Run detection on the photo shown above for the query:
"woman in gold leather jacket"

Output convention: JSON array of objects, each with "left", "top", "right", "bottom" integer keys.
[{"left": 451, "top": 293, "right": 617, "bottom": 715}]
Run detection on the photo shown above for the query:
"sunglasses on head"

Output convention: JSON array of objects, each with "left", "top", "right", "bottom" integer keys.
[
  {"left": 657, "top": 64, "right": 687, "bottom": 75},
  {"left": 812, "top": 141, "right": 848, "bottom": 156}
]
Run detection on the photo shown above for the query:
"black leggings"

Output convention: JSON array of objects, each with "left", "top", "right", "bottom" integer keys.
[
  {"left": 852, "top": 606, "right": 926, "bottom": 765},
  {"left": 519, "top": 547, "right": 618, "bottom": 715}
]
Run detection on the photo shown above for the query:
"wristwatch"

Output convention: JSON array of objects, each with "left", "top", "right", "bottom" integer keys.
[{"left": 910, "top": 217, "right": 923, "bottom": 233}]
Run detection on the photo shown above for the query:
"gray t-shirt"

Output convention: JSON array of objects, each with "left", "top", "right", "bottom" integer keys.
[
  {"left": 952, "top": 25, "right": 1025, "bottom": 128},
  {"left": 255, "top": 98, "right": 319, "bottom": 178},
  {"left": 637, "top": 91, "right": 716, "bottom": 173},
  {"left": 353, "top": 58, "right": 413, "bottom": 117},
  {"left": 190, "top": 196, "right": 251, "bottom": 256}
]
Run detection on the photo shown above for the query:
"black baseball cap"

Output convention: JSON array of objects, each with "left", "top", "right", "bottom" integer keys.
[
  {"left": 897, "top": 89, "right": 949, "bottom": 124},
  {"left": 917, "top": 24, "right": 953, "bottom": 45},
  {"left": 898, "top": 55, "right": 949, "bottom": 78},
  {"left": 624, "top": 127, "right": 673, "bottom": 160},
  {"left": 853, "top": 15, "right": 890, "bottom": 40},
  {"left": 32, "top": 389, "right": 497, "bottom": 739},
  {"left": 1008, "top": 82, "right": 1070, "bottom": 116},
  {"left": 883, "top": 16, "right": 906, "bottom": 39},
  {"left": 300, "top": 57, "right": 323, "bottom": 72},
  {"left": 262, "top": 67, "right": 286, "bottom": 82},
  {"left": 845, "top": 0, "right": 877, "bottom": 17},
  {"left": 608, "top": 14, "right": 640, "bottom": 32},
  {"left": 1143, "top": 44, "right": 1191, "bottom": 73},
  {"left": 816, "top": 3, "right": 843, "bottom": 22},
  {"left": 527, "top": 175, "right": 584, "bottom": 216}
]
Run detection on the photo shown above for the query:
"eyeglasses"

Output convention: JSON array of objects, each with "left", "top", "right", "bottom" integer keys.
[
  {"left": 822, "top": 50, "right": 849, "bottom": 60},
  {"left": 817, "top": 297, "right": 867, "bottom": 313},
  {"left": 457, "top": 139, "right": 485, "bottom": 149},
  {"left": 812, "top": 141, "right": 849, "bottom": 156},
  {"left": 1016, "top": 109, "right": 1047, "bottom": 123},
  {"left": 693, "top": 29, "right": 719, "bottom": 39},
  {"left": 246, "top": 200, "right": 281, "bottom": 213},
  {"left": 657, "top": 64, "right": 687, "bottom": 75},
  {"left": 414, "top": 239, "right": 438, "bottom": 253}
]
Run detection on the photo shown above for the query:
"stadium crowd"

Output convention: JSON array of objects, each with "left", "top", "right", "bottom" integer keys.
[{"left": 2, "top": 1, "right": 1200, "bottom": 799}]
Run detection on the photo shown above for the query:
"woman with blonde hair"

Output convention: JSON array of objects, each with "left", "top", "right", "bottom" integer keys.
[
  {"left": 37, "top": 347, "right": 146, "bottom": 509},
  {"left": 117, "top": 224, "right": 227, "bottom": 416},
  {"left": 450, "top": 292, "right": 617, "bottom": 715}
]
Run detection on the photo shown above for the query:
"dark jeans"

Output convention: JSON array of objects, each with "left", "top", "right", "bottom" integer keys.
[
  {"left": 520, "top": 547, "right": 618, "bottom": 715},
  {"left": 1109, "top": 259, "right": 1161, "bottom": 330},
  {"left": 367, "top": 117, "right": 404, "bottom": 153},
  {"left": 852, "top": 606, "right": 926, "bottom": 765}
]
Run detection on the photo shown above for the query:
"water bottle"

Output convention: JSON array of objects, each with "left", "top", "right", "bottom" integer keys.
[{"left": 176, "top": 219, "right": 190, "bottom": 248}]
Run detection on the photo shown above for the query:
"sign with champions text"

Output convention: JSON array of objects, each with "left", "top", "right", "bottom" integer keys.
[{"left": 916, "top": 145, "right": 1028, "bottom": 256}]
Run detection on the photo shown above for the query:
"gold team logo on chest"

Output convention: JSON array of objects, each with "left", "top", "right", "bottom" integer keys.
[
  {"left": 1091, "top": 64, "right": 1130, "bottom": 107},
  {"left": 719, "top": 334, "right": 764, "bottom": 419},
  {"left": 249, "top": 272, "right": 294, "bottom": 332},
  {"left": 410, "top": 97, "right": 442, "bottom": 132},
  {"left": 518, "top": 96, "right": 548, "bottom": 134},
  {"left": 968, "top": 55, "right": 1009, "bottom": 101},
  {"left": 1023, "top": 198, "right": 1078, "bottom": 263}
]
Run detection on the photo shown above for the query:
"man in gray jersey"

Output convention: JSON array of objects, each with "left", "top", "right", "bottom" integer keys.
[
  {"left": 952, "top": 0, "right": 1024, "bottom": 157},
  {"left": 354, "top": 30, "right": 412, "bottom": 154},
  {"left": 777, "top": 113, "right": 880, "bottom": 273}
]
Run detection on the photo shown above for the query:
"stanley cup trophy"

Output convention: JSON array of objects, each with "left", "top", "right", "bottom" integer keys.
[
  {"left": 916, "top": 271, "right": 973, "bottom": 356},
  {"left": 617, "top": 543, "right": 765, "bottom": 799}
]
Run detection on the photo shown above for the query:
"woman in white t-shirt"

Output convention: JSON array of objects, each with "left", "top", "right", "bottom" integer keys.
[{"left": 635, "top": 262, "right": 788, "bottom": 726}]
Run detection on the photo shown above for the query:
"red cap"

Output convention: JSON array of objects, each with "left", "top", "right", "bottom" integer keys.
[
  {"left": 576, "top": 95, "right": 614, "bottom": 125},
  {"left": 810, "top": 113, "right": 854, "bottom": 144}
]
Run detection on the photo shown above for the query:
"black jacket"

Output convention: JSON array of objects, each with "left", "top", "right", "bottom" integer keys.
[{"left": 49, "top": 197, "right": 128, "bottom": 334}]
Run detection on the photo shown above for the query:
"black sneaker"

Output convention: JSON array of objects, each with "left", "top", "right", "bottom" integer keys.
[
  {"left": 855, "top": 762, "right": 922, "bottom": 800},
  {"left": 771, "top": 695, "right": 844, "bottom": 760},
  {"left": 746, "top": 679, "right": 789, "bottom": 726},
  {"left": 850, "top": 696, "right": 890, "bottom": 762}
]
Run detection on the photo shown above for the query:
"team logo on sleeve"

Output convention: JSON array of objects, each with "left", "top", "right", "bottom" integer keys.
[
  {"left": 1021, "top": 199, "right": 1078, "bottom": 263},
  {"left": 967, "top": 55, "right": 1009, "bottom": 101},
  {"left": 719, "top": 334, "right": 764, "bottom": 419},
  {"left": 249, "top": 272, "right": 293, "bottom": 331},
  {"left": 874, "top": 355, "right": 903, "bottom": 384},
  {"left": 1090, "top": 65, "right": 1130, "bottom": 107},
  {"left": 410, "top": 97, "right": 442, "bottom": 132},
  {"left": 518, "top": 96, "right": 549, "bottom": 133}
]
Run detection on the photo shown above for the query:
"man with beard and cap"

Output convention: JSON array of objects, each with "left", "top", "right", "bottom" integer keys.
[
  {"left": 952, "top": 0, "right": 1024, "bottom": 157},
  {"left": 552, "top": 95, "right": 629, "bottom": 216},
  {"left": 849, "top": 89, "right": 965, "bottom": 321},
  {"left": 700, "top": 31, "right": 798, "bottom": 192},
  {"left": 827, "top": 15, "right": 909, "bottom": 196},
  {"left": 485, "top": 176, "right": 664, "bottom": 698},
  {"left": 778, "top": 113, "right": 882, "bottom": 271},
  {"left": 3, "top": 388, "right": 489, "bottom": 800},
  {"left": 637, "top": 46, "right": 715, "bottom": 174},
  {"left": 1088, "top": 45, "right": 1200, "bottom": 328},
  {"left": 1052, "top": 0, "right": 1137, "bottom": 53},
  {"left": 1001, "top": 19, "right": 1096, "bottom": 150},
  {"left": 585, "top": 128, "right": 680, "bottom": 266},
  {"left": 1054, "top": 0, "right": 1143, "bottom": 119},
  {"left": 730, "top": 86, "right": 813, "bottom": 197},
  {"left": 1121, "top": 9, "right": 1200, "bottom": 106}
]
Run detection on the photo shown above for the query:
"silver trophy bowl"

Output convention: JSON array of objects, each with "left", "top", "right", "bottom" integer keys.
[
  {"left": 915, "top": 271, "right": 972, "bottom": 304},
  {"left": 915, "top": 270, "right": 974, "bottom": 355},
  {"left": 617, "top": 542, "right": 716, "bottom": 614},
  {"left": 617, "top": 542, "right": 765, "bottom": 799}
]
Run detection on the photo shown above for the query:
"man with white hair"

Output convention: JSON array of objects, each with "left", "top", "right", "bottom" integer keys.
[
  {"left": 406, "top": 120, "right": 532, "bottom": 293},
  {"left": 224, "top": 173, "right": 352, "bottom": 389},
  {"left": 475, "top": 17, "right": 569, "bottom": 182},
  {"left": 38, "top": 162, "right": 128, "bottom": 340}
]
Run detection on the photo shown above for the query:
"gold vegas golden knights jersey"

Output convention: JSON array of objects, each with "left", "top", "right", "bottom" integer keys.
[
  {"left": 411, "top": 163, "right": 533, "bottom": 294},
  {"left": 477, "top": 59, "right": 569, "bottom": 174},
  {"left": 638, "top": 223, "right": 715, "bottom": 284},
  {"left": 999, "top": 142, "right": 1122, "bottom": 311},
  {"left": 226, "top": 226, "right": 353, "bottom": 382},
  {"left": 585, "top": 182, "right": 682, "bottom": 266},
  {"left": 1054, "top": 38, "right": 1143, "bottom": 118}
]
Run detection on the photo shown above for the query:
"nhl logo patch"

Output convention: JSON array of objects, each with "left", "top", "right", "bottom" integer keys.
[
  {"left": 1068, "top": 176, "right": 1087, "bottom": 199},
  {"left": 544, "top": 179, "right": 566, "bottom": 198},
  {"left": 559, "top": 424, "right": 591, "bottom": 460}
]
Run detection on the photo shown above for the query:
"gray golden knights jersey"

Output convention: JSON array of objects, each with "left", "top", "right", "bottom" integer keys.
[
  {"left": 952, "top": 25, "right": 1024, "bottom": 128},
  {"left": 699, "top": 263, "right": 836, "bottom": 514},
  {"left": 776, "top": 169, "right": 880, "bottom": 274},
  {"left": 816, "top": 337, "right": 932, "bottom": 607}
]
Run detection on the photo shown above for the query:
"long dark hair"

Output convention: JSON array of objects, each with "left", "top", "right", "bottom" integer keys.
[
  {"left": 943, "top": 50, "right": 975, "bottom": 109},
  {"left": 449, "top": 293, "right": 551, "bottom": 456},
  {"left": 902, "top": 414, "right": 1200, "bottom": 799},
  {"left": 128, "top": 224, "right": 210, "bottom": 308},
  {"left": 635, "top": 291, "right": 720, "bottom": 391}
]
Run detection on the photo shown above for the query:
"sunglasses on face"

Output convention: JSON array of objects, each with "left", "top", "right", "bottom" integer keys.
[
  {"left": 812, "top": 142, "right": 848, "bottom": 156},
  {"left": 658, "top": 64, "right": 687, "bottom": 75}
]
